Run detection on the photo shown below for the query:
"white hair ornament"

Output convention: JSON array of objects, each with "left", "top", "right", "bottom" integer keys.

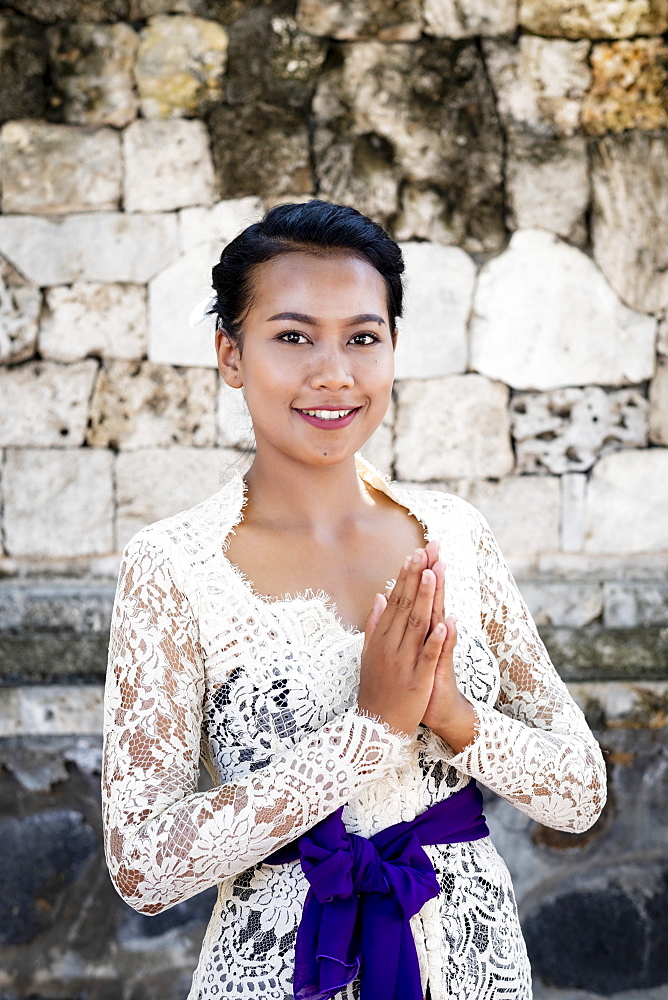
[{"left": 188, "top": 289, "right": 218, "bottom": 328}]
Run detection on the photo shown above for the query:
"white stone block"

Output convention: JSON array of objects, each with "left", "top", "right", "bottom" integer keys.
[
  {"left": 506, "top": 135, "right": 589, "bottom": 243},
  {"left": 394, "top": 243, "right": 474, "bottom": 380},
  {"left": 296, "top": 0, "right": 422, "bottom": 40},
  {"left": 123, "top": 119, "right": 216, "bottom": 213},
  {"left": 484, "top": 36, "right": 591, "bottom": 138},
  {"left": 116, "top": 446, "right": 239, "bottom": 547},
  {"left": 658, "top": 314, "right": 668, "bottom": 357},
  {"left": 0, "top": 689, "right": 20, "bottom": 738},
  {"left": 87, "top": 361, "right": 217, "bottom": 450},
  {"left": 359, "top": 397, "right": 395, "bottom": 478},
  {"left": 4, "top": 448, "right": 114, "bottom": 558},
  {"left": 603, "top": 582, "right": 668, "bottom": 628},
  {"left": 0, "top": 121, "right": 122, "bottom": 215},
  {"left": 148, "top": 240, "right": 220, "bottom": 367},
  {"left": 584, "top": 450, "right": 668, "bottom": 554},
  {"left": 517, "top": 580, "right": 603, "bottom": 627},
  {"left": 0, "top": 212, "right": 179, "bottom": 286},
  {"left": 180, "top": 196, "right": 264, "bottom": 253},
  {"left": 395, "top": 374, "right": 513, "bottom": 481},
  {"left": 470, "top": 230, "right": 657, "bottom": 391},
  {"left": 561, "top": 473, "right": 586, "bottom": 553},
  {"left": 592, "top": 133, "right": 668, "bottom": 314},
  {"left": 0, "top": 254, "right": 40, "bottom": 364},
  {"left": 40, "top": 284, "right": 147, "bottom": 362},
  {"left": 0, "top": 360, "right": 98, "bottom": 448},
  {"left": 216, "top": 380, "right": 255, "bottom": 450},
  {"left": 649, "top": 358, "right": 668, "bottom": 446},
  {"left": 424, "top": 0, "right": 517, "bottom": 37},
  {"left": 18, "top": 685, "right": 104, "bottom": 735},
  {"left": 135, "top": 14, "right": 228, "bottom": 119},
  {"left": 459, "top": 475, "right": 561, "bottom": 559}
]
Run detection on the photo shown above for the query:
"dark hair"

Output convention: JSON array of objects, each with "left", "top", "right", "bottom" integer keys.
[{"left": 210, "top": 199, "right": 404, "bottom": 349}]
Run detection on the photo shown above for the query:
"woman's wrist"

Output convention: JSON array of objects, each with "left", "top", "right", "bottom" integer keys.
[{"left": 430, "top": 694, "right": 477, "bottom": 755}]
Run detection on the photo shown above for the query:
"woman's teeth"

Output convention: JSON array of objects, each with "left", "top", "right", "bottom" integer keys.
[{"left": 299, "top": 409, "right": 355, "bottom": 420}]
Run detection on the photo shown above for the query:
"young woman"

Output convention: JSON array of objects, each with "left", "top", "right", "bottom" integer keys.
[{"left": 102, "top": 200, "right": 606, "bottom": 1000}]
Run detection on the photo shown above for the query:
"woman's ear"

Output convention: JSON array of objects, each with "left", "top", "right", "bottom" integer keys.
[{"left": 215, "top": 329, "right": 243, "bottom": 387}]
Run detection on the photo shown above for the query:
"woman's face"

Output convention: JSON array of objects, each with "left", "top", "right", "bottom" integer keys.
[{"left": 216, "top": 251, "right": 396, "bottom": 469}]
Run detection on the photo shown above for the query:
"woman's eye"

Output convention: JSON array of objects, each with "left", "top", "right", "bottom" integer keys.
[
  {"left": 278, "top": 331, "right": 309, "bottom": 345},
  {"left": 350, "top": 333, "right": 380, "bottom": 346}
]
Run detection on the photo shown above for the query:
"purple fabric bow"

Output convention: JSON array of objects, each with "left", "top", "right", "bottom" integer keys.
[{"left": 267, "top": 780, "right": 489, "bottom": 1000}]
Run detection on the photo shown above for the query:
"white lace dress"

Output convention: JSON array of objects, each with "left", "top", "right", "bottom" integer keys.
[{"left": 102, "top": 456, "right": 607, "bottom": 1000}]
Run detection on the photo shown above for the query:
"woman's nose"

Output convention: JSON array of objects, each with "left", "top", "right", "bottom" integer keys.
[{"left": 308, "top": 348, "right": 354, "bottom": 390}]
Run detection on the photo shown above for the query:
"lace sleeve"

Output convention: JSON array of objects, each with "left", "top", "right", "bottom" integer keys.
[
  {"left": 443, "top": 510, "right": 607, "bottom": 834},
  {"left": 102, "top": 530, "right": 409, "bottom": 915}
]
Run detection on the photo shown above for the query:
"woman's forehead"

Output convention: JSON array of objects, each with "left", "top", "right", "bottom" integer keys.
[{"left": 250, "top": 251, "right": 388, "bottom": 317}]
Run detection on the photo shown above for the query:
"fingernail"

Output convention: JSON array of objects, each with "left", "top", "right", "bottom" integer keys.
[
  {"left": 434, "top": 623, "right": 446, "bottom": 636},
  {"left": 403, "top": 556, "right": 411, "bottom": 571},
  {"left": 412, "top": 549, "right": 422, "bottom": 564},
  {"left": 421, "top": 569, "right": 430, "bottom": 584}
]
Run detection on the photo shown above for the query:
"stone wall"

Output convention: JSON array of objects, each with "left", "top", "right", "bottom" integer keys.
[{"left": 0, "top": 1, "right": 667, "bottom": 998}]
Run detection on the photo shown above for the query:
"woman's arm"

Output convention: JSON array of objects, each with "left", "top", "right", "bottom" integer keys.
[
  {"left": 102, "top": 530, "right": 408, "bottom": 915},
  {"left": 428, "top": 509, "right": 607, "bottom": 834}
]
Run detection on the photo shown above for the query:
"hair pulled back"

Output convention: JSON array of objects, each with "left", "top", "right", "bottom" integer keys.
[{"left": 211, "top": 200, "right": 404, "bottom": 348}]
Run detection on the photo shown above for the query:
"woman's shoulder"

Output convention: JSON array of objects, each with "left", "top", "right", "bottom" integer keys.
[
  {"left": 121, "top": 472, "right": 245, "bottom": 568},
  {"left": 390, "top": 481, "right": 487, "bottom": 536}
]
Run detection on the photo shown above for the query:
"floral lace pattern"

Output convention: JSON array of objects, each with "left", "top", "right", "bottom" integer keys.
[{"left": 102, "top": 457, "right": 606, "bottom": 1000}]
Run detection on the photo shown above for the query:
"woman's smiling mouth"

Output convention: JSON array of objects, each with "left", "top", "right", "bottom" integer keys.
[{"left": 294, "top": 407, "right": 361, "bottom": 428}]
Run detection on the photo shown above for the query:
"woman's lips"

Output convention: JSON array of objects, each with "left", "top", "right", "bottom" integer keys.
[{"left": 293, "top": 407, "right": 361, "bottom": 429}]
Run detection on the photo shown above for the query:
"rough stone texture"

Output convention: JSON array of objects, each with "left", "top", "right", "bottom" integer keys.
[
  {"left": 584, "top": 450, "right": 668, "bottom": 555},
  {"left": 510, "top": 386, "right": 649, "bottom": 475},
  {"left": 0, "top": 256, "right": 41, "bottom": 365},
  {"left": 8, "top": 0, "right": 130, "bottom": 22},
  {"left": 312, "top": 39, "right": 504, "bottom": 250},
  {"left": 216, "top": 380, "right": 255, "bottom": 450},
  {"left": 395, "top": 375, "right": 513, "bottom": 481},
  {"left": 0, "top": 14, "right": 48, "bottom": 124},
  {"left": 0, "top": 360, "right": 98, "bottom": 448},
  {"left": 209, "top": 101, "right": 313, "bottom": 199},
  {"left": 0, "top": 212, "right": 179, "bottom": 286},
  {"left": 47, "top": 22, "right": 139, "bottom": 127},
  {"left": 116, "top": 447, "right": 237, "bottom": 547},
  {"left": 179, "top": 196, "right": 264, "bottom": 252},
  {"left": 470, "top": 230, "right": 657, "bottom": 391},
  {"left": 40, "top": 284, "right": 147, "bottom": 362},
  {"left": 123, "top": 119, "right": 215, "bottom": 213},
  {"left": 135, "top": 14, "right": 229, "bottom": 119},
  {"left": 423, "top": 0, "right": 517, "bottom": 38},
  {"left": 592, "top": 132, "right": 668, "bottom": 314},
  {"left": 0, "top": 121, "right": 122, "bottom": 215},
  {"left": 583, "top": 38, "right": 668, "bottom": 136},
  {"left": 518, "top": 580, "right": 603, "bottom": 627},
  {"left": 519, "top": 0, "right": 668, "bottom": 40},
  {"left": 505, "top": 134, "right": 589, "bottom": 243},
  {"left": 87, "top": 361, "right": 217, "bottom": 451},
  {"left": 604, "top": 582, "right": 668, "bottom": 629},
  {"left": 457, "top": 476, "right": 561, "bottom": 559},
  {"left": 483, "top": 36, "right": 591, "bottom": 139},
  {"left": 296, "top": 0, "right": 422, "bottom": 41},
  {"left": 148, "top": 241, "right": 220, "bottom": 368},
  {"left": 226, "top": 10, "right": 327, "bottom": 108},
  {"left": 3, "top": 449, "right": 114, "bottom": 558},
  {"left": 649, "top": 358, "right": 668, "bottom": 446},
  {"left": 394, "top": 243, "right": 475, "bottom": 380}
]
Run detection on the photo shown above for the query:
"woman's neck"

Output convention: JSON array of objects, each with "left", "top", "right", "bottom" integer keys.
[{"left": 243, "top": 450, "right": 373, "bottom": 539}]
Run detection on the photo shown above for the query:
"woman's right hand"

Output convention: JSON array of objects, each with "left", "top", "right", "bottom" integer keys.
[{"left": 357, "top": 549, "right": 447, "bottom": 737}]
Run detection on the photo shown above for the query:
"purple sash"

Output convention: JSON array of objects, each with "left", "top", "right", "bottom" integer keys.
[{"left": 266, "top": 780, "right": 489, "bottom": 1000}]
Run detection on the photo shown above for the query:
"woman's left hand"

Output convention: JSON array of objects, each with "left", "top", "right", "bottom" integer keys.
[{"left": 419, "top": 542, "right": 477, "bottom": 753}]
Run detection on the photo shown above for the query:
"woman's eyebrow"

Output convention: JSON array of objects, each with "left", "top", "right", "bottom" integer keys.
[{"left": 265, "top": 311, "right": 386, "bottom": 326}]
